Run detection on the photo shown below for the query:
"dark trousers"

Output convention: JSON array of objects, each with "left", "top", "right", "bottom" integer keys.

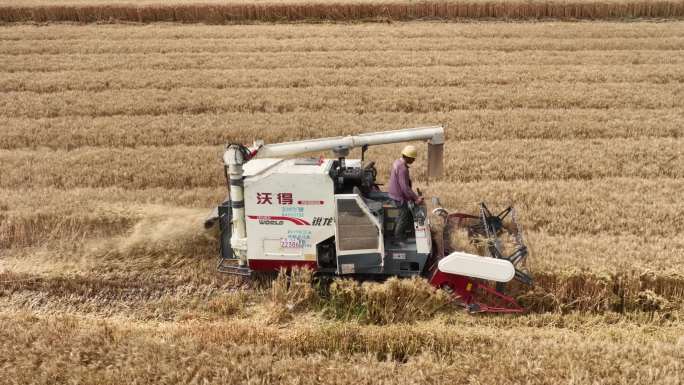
[{"left": 393, "top": 200, "right": 413, "bottom": 241}]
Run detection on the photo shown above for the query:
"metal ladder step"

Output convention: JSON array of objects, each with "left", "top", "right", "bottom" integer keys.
[{"left": 217, "top": 257, "right": 251, "bottom": 277}]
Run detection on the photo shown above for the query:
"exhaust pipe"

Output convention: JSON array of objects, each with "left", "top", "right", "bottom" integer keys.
[{"left": 224, "top": 145, "right": 248, "bottom": 267}]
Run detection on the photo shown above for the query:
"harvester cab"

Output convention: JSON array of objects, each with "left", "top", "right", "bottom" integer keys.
[{"left": 205, "top": 126, "right": 533, "bottom": 313}]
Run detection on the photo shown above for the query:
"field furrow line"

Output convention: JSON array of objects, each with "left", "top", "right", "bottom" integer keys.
[
  {"left": 2, "top": 37, "right": 683, "bottom": 55},
  {"left": 2, "top": 22, "right": 684, "bottom": 40},
  {"left": 1, "top": 84, "right": 681, "bottom": 119},
  {"left": 2, "top": 108, "right": 681, "bottom": 150},
  {"left": 6, "top": 34, "right": 684, "bottom": 43},
  {"left": 3, "top": 51, "right": 684, "bottom": 73},
  {"left": 2, "top": 65, "right": 683, "bottom": 94}
]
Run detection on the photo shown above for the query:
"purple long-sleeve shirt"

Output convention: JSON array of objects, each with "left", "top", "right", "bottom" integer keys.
[{"left": 388, "top": 158, "right": 419, "bottom": 203}]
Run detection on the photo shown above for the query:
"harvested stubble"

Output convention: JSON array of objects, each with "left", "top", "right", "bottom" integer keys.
[
  {"left": 0, "top": 199, "right": 227, "bottom": 293},
  {"left": 1, "top": 1, "right": 684, "bottom": 24},
  {"left": 0, "top": 207, "right": 135, "bottom": 249},
  {"left": 0, "top": 196, "right": 223, "bottom": 248},
  {"left": 0, "top": 270, "right": 245, "bottom": 320},
  {"left": 1, "top": 309, "right": 683, "bottom": 384}
]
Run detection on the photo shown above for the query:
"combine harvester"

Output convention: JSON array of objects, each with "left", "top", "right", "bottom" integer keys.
[{"left": 205, "top": 126, "right": 533, "bottom": 313}]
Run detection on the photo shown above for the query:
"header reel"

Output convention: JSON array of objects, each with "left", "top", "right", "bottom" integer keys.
[{"left": 432, "top": 202, "right": 533, "bottom": 313}]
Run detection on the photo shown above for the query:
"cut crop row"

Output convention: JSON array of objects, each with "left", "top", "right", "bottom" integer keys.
[
  {"left": 3, "top": 21, "right": 684, "bottom": 41},
  {"left": 1, "top": 139, "right": 681, "bottom": 189},
  {"left": 3, "top": 50, "right": 683, "bottom": 73},
  {"left": 3, "top": 36, "right": 683, "bottom": 56},
  {"left": 2, "top": 84, "right": 681, "bottom": 119},
  {"left": 2, "top": 65, "right": 683, "bottom": 94},
  {"left": 3, "top": 109, "right": 681, "bottom": 150}
]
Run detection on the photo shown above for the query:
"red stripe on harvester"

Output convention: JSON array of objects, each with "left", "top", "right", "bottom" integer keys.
[
  {"left": 247, "top": 215, "right": 310, "bottom": 226},
  {"left": 249, "top": 259, "right": 317, "bottom": 271}
]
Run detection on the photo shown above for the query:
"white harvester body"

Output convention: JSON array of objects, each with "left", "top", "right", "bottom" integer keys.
[
  {"left": 239, "top": 157, "right": 435, "bottom": 273},
  {"left": 242, "top": 158, "right": 336, "bottom": 266}
]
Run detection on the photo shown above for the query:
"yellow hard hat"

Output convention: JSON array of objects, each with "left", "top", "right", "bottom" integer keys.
[{"left": 401, "top": 145, "right": 417, "bottom": 159}]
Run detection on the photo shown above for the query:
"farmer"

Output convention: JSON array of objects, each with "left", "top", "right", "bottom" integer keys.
[{"left": 388, "top": 145, "right": 423, "bottom": 243}]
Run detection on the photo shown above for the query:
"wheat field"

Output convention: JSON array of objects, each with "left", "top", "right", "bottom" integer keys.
[
  {"left": 2, "top": 0, "right": 684, "bottom": 23},
  {"left": 1, "top": 21, "right": 683, "bottom": 384}
]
